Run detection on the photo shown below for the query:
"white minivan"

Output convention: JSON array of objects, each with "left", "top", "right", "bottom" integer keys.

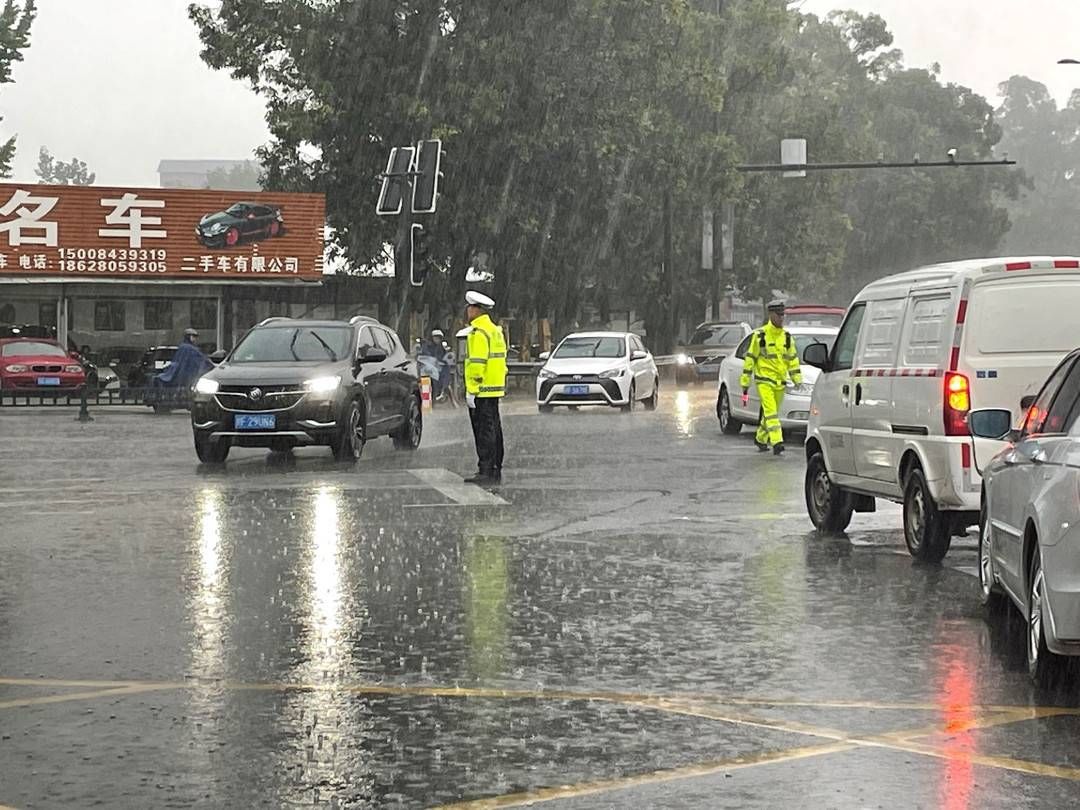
[{"left": 803, "top": 256, "right": 1080, "bottom": 561}]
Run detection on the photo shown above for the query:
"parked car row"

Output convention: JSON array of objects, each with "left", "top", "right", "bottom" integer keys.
[{"left": 797, "top": 255, "right": 1080, "bottom": 684}]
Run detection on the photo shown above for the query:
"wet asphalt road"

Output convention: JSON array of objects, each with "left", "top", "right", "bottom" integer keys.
[{"left": 2, "top": 390, "right": 1080, "bottom": 808}]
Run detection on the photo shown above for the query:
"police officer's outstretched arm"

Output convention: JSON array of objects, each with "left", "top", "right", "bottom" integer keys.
[
  {"left": 784, "top": 331, "right": 802, "bottom": 386},
  {"left": 739, "top": 332, "right": 759, "bottom": 393}
]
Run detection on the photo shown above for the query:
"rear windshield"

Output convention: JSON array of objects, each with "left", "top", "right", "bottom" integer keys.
[
  {"left": 554, "top": 337, "right": 626, "bottom": 359},
  {"left": 794, "top": 334, "right": 837, "bottom": 356},
  {"left": 968, "top": 279, "right": 1080, "bottom": 354},
  {"left": 2, "top": 341, "right": 66, "bottom": 357},
  {"left": 689, "top": 326, "right": 743, "bottom": 346},
  {"left": 232, "top": 326, "right": 352, "bottom": 363},
  {"left": 787, "top": 312, "right": 845, "bottom": 328}
]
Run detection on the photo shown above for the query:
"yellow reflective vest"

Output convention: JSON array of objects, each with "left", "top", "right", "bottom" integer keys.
[
  {"left": 465, "top": 313, "right": 508, "bottom": 398},
  {"left": 739, "top": 321, "right": 802, "bottom": 390}
]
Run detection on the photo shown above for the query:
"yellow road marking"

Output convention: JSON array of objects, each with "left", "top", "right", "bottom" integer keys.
[
  {"left": 0, "top": 684, "right": 169, "bottom": 711},
  {"left": 431, "top": 741, "right": 857, "bottom": 809}
]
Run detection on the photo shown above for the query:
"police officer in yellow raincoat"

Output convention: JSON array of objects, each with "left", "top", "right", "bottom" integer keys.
[
  {"left": 463, "top": 291, "right": 508, "bottom": 484},
  {"left": 740, "top": 300, "right": 802, "bottom": 456}
]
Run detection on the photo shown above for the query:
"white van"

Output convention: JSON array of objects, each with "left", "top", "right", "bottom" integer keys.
[{"left": 803, "top": 256, "right": 1080, "bottom": 561}]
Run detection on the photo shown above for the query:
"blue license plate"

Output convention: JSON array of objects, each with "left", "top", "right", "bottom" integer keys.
[
  {"left": 565, "top": 385, "right": 589, "bottom": 395},
  {"left": 235, "top": 413, "right": 276, "bottom": 430},
  {"left": 37, "top": 377, "right": 61, "bottom": 386}
]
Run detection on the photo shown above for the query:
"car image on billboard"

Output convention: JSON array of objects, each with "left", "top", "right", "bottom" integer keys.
[{"left": 195, "top": 201, "right": 286, "bottom": 249}]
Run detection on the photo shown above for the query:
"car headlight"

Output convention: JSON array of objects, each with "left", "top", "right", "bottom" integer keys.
[
  {"left": 676, "top": 353, "right": 692, "bottom": 366},
  {"left": 4, "top": 364, "right": 27, "bottom": 372},
  {"left": 304, "top": 375, "right": 341, "bottom": 393},
  {"left": 64, "top": 365, "right": 83, "bottom": 373},
  {"left": 538, "top": 368, "right": 556, "bottom": 380},
  {"left": 195, "top": 377, "right": 219, "bottom": 395},
  {"left": 598, "top": 368, "right": 626, "bottom": 379}
]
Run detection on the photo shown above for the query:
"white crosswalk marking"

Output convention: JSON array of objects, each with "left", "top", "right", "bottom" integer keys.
[{"left": 410, "top": 468, "right": 508, "bottom": 506}]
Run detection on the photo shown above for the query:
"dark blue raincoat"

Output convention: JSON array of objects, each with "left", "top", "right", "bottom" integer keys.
[{"left": 156, "top": 341, "right": 212, "bottom": 389}]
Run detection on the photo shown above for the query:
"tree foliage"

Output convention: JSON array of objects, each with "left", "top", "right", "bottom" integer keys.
[
  {"left": 190, "top": 1, "right": 1020, "bottom": 344},
  {"left": 206, "top": 160, "right": 262, "bottom": 191},
  {"left": 35, "top": 147, "right": 95, "bottom": 185},
  {"left": 0, "top": 0, "right": 35, "bottom": 178},
  {"left": 996, "top": 75, "right": 1080, "bottom": 255}
]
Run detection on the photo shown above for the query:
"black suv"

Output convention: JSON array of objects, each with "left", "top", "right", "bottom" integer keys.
[{"left": 190, "top": 317, "right": 422, "bottom": 463}]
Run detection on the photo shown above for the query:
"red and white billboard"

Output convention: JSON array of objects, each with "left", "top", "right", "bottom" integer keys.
[{"left": 0, "top": 182, "right": 325, "bottom": 280}]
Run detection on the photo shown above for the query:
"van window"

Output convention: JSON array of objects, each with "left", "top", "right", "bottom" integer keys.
[
  {"left": 968, "top": 278, "right": 1080, "bottom": 355},
  {"left": 831, "top": 303, "right": 865, "bottom": 371},
  {"left": 858, "top": 298, "right": 905, "bottom": 367},
  {"left": 902, "top": 295, "right": 952, "bottom": 366}
]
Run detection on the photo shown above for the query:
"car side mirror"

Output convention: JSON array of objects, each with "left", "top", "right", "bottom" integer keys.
[
  {"left": 538, "top": 351, "right": 550, "bottom": 361},
  {"left": 968, "top": 408, "right": 1015, "bottom": 440},
  {"left": 802, "top": 342, "right": 830, "bottom": 370},
  {"left": 630, "top": 350, "right": 648, "bottom": 361},
  {"left": 209, "top": 350, "right": 227, "bottom": 363},
  {"left": 359, "top": 347, "right": 387, "bottom": 364}
]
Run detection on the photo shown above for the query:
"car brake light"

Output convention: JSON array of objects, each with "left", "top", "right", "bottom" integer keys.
[{"left": 944, "top": 372, "right": 970, "bottom": 435}]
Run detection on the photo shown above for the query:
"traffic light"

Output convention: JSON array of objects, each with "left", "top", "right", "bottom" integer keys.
[
  {"left": 376, "top": 145, "right": 416, "bottom": 216},
  {"left": 410, "top": 223, "right": 429, "bottom": 287},
  {"left": 411, "top": 139, "right": 442, "bottom": 214}
]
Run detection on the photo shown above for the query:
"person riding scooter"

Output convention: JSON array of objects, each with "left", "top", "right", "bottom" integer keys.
[
  {"left": 148, "top": 328, "right": 213, "bottom": 411},
  {"left": 418, "top": 328, "right": 451, "bottom": 400}
]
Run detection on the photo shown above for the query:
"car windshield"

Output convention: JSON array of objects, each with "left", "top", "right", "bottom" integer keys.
[
  {"left": 2, "top": 341, "right": 66, "bottom": 357},
  {"left": 553, "top": 337, "right": 625, "bottom": 359},
  {"left": 231, "top": 326, "right": 351, "bottom": 363},
  {"left": 690, "top": 327, "right": 742, "bottom": 346},
  {"left": 794, "top": 334, "right": 837, "bottom": 357},
  {"left": 225, "top": 204, "right": 245, "bottom": 216}
]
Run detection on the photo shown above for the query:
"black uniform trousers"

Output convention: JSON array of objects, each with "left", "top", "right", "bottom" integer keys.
[{"left": 469, "top": 397, "right": 505, "bottom": 474}]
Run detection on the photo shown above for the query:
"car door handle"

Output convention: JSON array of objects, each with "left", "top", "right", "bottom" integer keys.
[{"left": 854, "top": 383, "right": 862, "bottom": 406}]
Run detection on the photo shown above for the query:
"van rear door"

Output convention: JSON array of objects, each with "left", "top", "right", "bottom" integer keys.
[{"left": 963, "top": 273, "right": 1080, "bottom": 422}]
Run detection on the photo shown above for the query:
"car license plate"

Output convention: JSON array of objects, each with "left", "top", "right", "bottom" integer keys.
[
  {"left": 37, "top": 377, "right": 61, "bottom": 386},
  {"left": 565, "top": 385, "right": 589, "bottom": 395},
  {"left": 235, "top": 413, "right": 275, "bottom": 430}
]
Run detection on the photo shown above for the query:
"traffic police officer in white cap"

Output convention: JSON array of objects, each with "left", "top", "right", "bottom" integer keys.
[
  {"left": 463, "top": 291, "right": 508, "bottom": 484},
  {"left": 740, "top": 299, "right": 802, "bottom": 455}
]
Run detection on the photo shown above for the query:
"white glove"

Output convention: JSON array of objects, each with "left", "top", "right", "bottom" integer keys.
[
  {"left": 785, "top": 380, "right": 796, "bottom": 389},
  {"left": 466, "top": 393, "right": 476, "bottom": 409}
]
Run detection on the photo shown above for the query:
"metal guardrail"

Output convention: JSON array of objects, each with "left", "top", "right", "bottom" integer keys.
[{"left": 0, "top": 386, "right": 188, "bottom": 410}]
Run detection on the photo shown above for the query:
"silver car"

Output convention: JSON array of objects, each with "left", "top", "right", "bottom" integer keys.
[{"left": 970, "top": 346, "right": 1080, "bottom": 685}]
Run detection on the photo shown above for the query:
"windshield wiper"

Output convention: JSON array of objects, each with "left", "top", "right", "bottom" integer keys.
[
  {"left": 288, "top": 329, "right": 301, "bottom": 362},
  {"left": 310, "top": 331, "right": 338, "bottom": 361}
]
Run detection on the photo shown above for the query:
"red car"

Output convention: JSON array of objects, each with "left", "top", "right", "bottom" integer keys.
[
  {"left": 0, "top": 337, "right": 87, "bottom": 393},
  {"left": 784, "top": 304, "right": 846, "bottom": 328}
]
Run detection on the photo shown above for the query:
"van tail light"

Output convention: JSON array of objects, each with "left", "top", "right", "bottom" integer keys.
[{"left": 945, "top": 372, "right": 971, "bottom": 436}]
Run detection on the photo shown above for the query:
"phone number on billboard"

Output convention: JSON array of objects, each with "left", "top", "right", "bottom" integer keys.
[
  {"left": 58, "top": 248, "right": 167, "bottom": 261},
  {"left": 57, "top": 259, "right": 167, "bottom": 274}
]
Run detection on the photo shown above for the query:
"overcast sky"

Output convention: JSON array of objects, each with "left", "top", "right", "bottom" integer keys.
[{"left": 3, "top": 0, "right": 1078, "bottom": 187}]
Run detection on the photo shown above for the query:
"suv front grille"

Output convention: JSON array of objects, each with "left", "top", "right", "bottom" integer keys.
[{"left": 214, "top": 384, "right": 306, "bottom": 412}]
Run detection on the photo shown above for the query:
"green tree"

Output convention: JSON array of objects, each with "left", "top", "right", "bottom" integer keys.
[
  {"left": 0, "top": 0, "right": 35, "bottom": 178},
  {"left": 35, "top": 146, "right": 95, "bottom": 185},
  {"left": 206, "top": 160, "right": 262, "bottom": 191}
]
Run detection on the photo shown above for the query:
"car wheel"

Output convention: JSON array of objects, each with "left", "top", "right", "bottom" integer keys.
[
  {"left": 979, "top": 499, "right": 1005, "bottom": 608},
  {"left": 331, "top": 400, "right": 365, "bottom": 462},
  {"left": 225, "top": 227, "right": 240, "bottom": 247},
  {"left": 805, "top": 451, "right": 853, "bottom": 533},
  {"left": 538, "top": 404, "right": 553, "bottom": 414},
  {"left": 268, "top": 221, "right": 281, "bottom": 237},
  {"left": 194, "top": 433, "right": 229, "bottom": 464},
  {"left": 902, "top": 466, "right": 952, "bottom": 562},
  {"left": 1027, "top": 551, "right": 1067, "bottom": 686},
  {"left": 718, "top": 386, "right": 742, "bottom": 435},
  {"left": 392, "top": 396, "right": 423, "bottom": 451},
  {"left": 620, "top": 382, "right": 635, "bottom": 413},
  {"left": 644, "top": 378, "right": 659, "bottom": 411}
]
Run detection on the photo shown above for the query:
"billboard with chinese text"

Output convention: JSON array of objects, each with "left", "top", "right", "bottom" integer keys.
[{"left": 0, "top": 183, "right": 325, "bottom": 279}]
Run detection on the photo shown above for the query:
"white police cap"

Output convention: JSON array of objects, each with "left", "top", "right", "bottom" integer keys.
[
  {"left": 766, "top": 299, "right": 786, "bottom": 312},
  {"left": 465, "top": 291, "right": 495, "bottom": 309}
]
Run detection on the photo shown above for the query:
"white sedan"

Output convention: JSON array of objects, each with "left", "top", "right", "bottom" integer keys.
[
  {"left": 537, "top": 332, "right": 659, "bottom": 412},
  {"left": 715, "top": 325, "right": 838, "bottom": 435}
]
